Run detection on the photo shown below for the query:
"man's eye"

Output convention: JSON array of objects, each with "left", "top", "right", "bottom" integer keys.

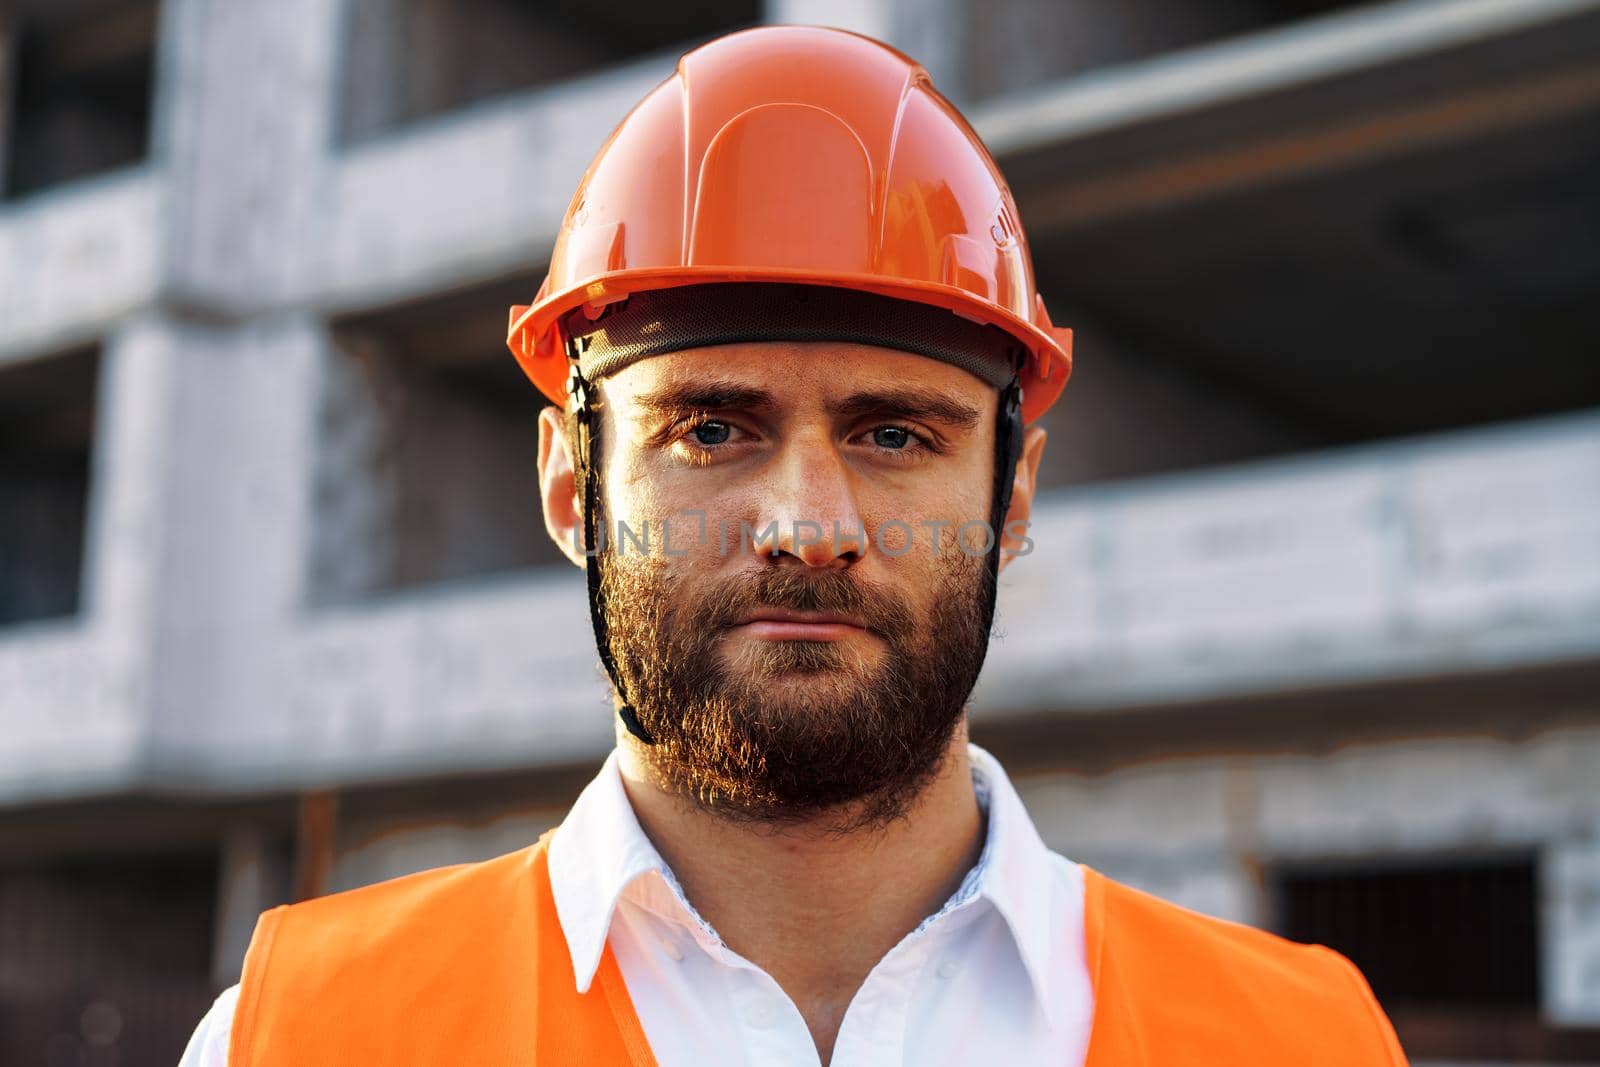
[
  {"left": 871, "top": 426, "right": 911, "bottom": 449},
  {"left": 690, "top": 420, "right": 732, "bottom": 446}
]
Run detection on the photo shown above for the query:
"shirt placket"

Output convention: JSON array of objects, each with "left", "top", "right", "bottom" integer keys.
[
  {"left": 831, "top": 897, "right": 987, "bottom": 1067},
  {"left": 688, "top": 926, "right": 822, "bottom": 1067},
  {"left": 826, "top": 932, "right": 930, "bottom": 1066}
]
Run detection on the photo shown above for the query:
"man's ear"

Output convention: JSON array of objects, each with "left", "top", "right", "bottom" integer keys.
[
  {"left": 998, "top": 424, "right": 1047, "bottom": 573},
  {"left": 538, "top": 406, "right": 588, "bottom": 569}
]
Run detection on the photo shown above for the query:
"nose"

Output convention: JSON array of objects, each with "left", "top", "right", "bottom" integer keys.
[{"left": 754, "top": 434, "right": 866, "bottom": 569}]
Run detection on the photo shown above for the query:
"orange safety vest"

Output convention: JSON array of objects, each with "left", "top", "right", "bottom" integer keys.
[{"left": 230, "top": 831, "right": 1406, "bottom": 1065}]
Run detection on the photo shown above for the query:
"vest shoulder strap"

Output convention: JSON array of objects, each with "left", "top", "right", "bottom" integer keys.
[
  {"left": 1082, "top": 866, "right": 1408, "bottom": 1066},
  {"left": 230, "top": 832, "right": 655, "bottom": 1067}
]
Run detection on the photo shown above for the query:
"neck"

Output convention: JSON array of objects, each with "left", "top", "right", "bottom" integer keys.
[{"left": 615, "top": 723, "right": 985, "bottom": 1064}]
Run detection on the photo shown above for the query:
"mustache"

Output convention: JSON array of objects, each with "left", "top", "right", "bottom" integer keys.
[{"left": 688, "top": 567, "right": 916, "bottom": 637}]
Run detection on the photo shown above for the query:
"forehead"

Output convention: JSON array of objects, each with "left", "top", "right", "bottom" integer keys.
[{"left": 599, "top": 340, "right": 998, "bottom": 411}]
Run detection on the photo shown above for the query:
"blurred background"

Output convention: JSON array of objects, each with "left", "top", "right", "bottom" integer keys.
[{"left": 1, "top": 0, "right": 1598, "bottom": 1063}]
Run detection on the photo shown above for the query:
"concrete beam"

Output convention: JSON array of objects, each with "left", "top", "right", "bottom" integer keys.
[
  {"left": 1011, "top": 723, "right": 1600, "bottom": 1023},
  {"left": 975, "top": 408, "right": 1600, "bottom": 717},
  {"left": 320, "top": 57, "right": 669, "bottom": 313},
  {"left": 5, "top": 0, "right": 1592, "bottom": 352},
  {"left": 970, "top": 0, "right": 1600, "bottom": 157},
  {"left": 0, "top": 171, "right": 162, "bottom": 365}
]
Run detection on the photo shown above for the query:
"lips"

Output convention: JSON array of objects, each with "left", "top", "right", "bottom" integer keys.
[
  {"left": 737, "top": 607, "right": 867, "bottom": 628},
  {"left": 732, "top": 607, "right": 870, "bottom": 641}
]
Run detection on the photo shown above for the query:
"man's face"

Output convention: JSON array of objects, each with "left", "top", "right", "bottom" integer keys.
[{"left": 539, "top": 341, "right": 1041, "bottom": 831}]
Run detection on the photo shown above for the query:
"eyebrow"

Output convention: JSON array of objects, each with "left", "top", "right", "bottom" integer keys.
[
  {"left": 631, "top": 383, "right": 778, "bottom": 418},
  {"left": 631, "top": 380, "right": 984, "bottom": 431},
  {"left": 827, "top": 388, "right": 983, "bottom": 430}
]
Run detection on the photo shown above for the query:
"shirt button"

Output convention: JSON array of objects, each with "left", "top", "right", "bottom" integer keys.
[
  {"left": 937, "top": 960, "right": 959, "bottom": 980},
  {"left": 744, "top": 1000, "right": 776, "bottom": 1029},
  {"left": 659, "top": 937, "right": 684, "bottom": 961}
]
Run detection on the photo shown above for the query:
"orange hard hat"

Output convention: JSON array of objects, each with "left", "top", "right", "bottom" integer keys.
[{"left": 507, "top": 25, "right": 1072, "bottom": 424}]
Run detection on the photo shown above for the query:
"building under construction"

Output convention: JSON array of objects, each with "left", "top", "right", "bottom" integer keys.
[{"left": 2, "top": 0, "right": 1599, "bottom": 1062}]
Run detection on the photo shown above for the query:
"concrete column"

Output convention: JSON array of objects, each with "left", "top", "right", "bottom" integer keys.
[
  {"left": 75, "top": 308, "right": 325, "bottom": 790},
  {"left": 120, "top": 0, "right": 343, "bottom": 780},
  {"left": 139, "top": 314, "right": 326, "bottom": 774},
  {"left": 767, "top": 0, "right": 894, "bottom": 43},
  {"left": 886, "top": 0, "right": 970, "bottom": 105},
  {"left": 212, "top": 825, "right": 292, "bottom": 985},
  {"left": 1546, "top": 837, "right": 1600, "bottom": 1025},
  {"left": 764, "top": 0, "right": 971, "bottom": 103},
  {"left": 75, "top": 317, "right": 183, "bottom": 781},
  {"left": 151, "top": 0, "right": 342, "bottom": 313}
]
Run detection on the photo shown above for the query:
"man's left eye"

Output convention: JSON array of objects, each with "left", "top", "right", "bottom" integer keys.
[{"left": 871, "top": 426, "right": 912, "bottom": 449}]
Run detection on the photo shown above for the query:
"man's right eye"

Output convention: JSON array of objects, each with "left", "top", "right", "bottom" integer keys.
[{"left": 689, "top": 420, "right": 732, "bottom": 446}]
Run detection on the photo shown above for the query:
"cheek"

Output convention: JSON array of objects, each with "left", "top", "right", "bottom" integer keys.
[
  {"left": 603, "top": 458, "right": 740, "bottom": 564},
  {"left": 603, "top": 449, "right": 683, "bottom": 528},
  {"left": 857, "top": 462, "right": 995, "bottom": 554}
]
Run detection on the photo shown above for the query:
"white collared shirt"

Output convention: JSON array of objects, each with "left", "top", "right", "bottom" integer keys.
[{"left": 178, "top": 743, "right": 1093, "bottom": 1067}]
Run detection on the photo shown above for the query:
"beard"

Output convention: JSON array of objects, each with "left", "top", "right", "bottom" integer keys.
[{"left": 596, "top": 530, "right": 996, "bottom": 834}]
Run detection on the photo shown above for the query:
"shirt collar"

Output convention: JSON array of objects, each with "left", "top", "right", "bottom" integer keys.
[
  {"left": 547, "top": 743, "right": 1081, "bottom": 1029},
  {"left": 548, "top": 747, "right": 673, "bottom": 994},
  {"left": 965, "top": 742, "right": 1084, "bottom": 1031}
]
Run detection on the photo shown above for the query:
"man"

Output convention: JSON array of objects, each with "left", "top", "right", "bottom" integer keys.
[{"left": 181, "top": 25, "right": 1407, "bottom": 1067}]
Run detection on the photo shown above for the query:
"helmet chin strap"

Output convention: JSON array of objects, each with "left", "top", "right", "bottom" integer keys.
[
  {"left": 976, "top": 376, "right": 1025, "bottom": 679},
  {"left": 567, "top": 333, "right": 1024, "bottom": 749},
  {"left": 568, "top": 340, "right": 656, "bottom": 745},
  {"left": 994, "top": 376, "right": 1025, "bottom": 556}
]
